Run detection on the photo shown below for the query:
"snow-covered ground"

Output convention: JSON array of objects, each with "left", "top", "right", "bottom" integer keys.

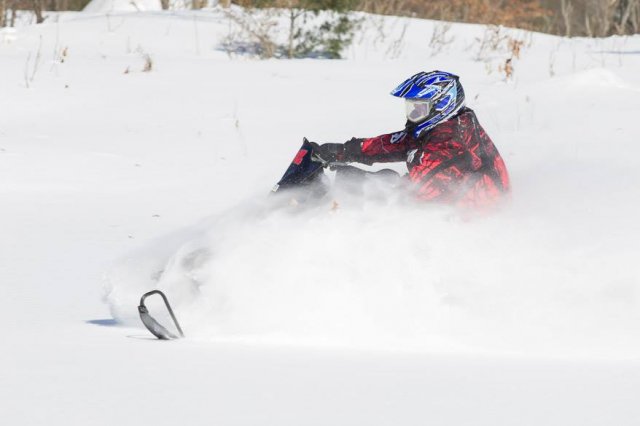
[{"left": 1, "top": 8, "right": 639, "bottom": 425}]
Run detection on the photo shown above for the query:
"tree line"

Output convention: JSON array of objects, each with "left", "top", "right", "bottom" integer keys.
[
  {"left": 393, "top": 0, "right": 640, "bottom": 37},
  {"left": 2, "top": 0, "right": 640, "bottom": 38}
]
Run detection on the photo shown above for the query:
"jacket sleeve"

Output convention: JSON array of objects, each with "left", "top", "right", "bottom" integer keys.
[{"left": 343, "top": 130, "right": 418, "bottom": 165}]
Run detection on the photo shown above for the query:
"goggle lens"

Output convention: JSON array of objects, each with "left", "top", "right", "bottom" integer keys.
[{"left": 405, "top": 99, "right": 432, "bottom": 123}]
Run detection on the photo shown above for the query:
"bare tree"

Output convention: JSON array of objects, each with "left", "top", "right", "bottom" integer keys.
[
  {"left": 286, "top": 6, "right": 305, "bottom": 59},
  {"left": 429, "top": 22, "right": 454, "bottom": 56},
  {"left": 32, "top": 0, "right": 44, "bottom": 23},
  {"left": 615, "top": 0, "right": 639, "bottom": 34},
  {"left": 223, "top": 6, "right": 278, "bottom": 58},
  {"left": 0, "top": 0, "right": 17, "bottom": 27},
  {"left": 632, "top": 0, "right": 640, "bottom": 32},
  {"left": 48, "top": 0, "right": 69, "bottom": 10},
  {"left": 580, "top": 0, "right": 640, "bottom": 36},
  {"left": 560, "top": 0, "right": 573, "bottom": 36},
  {"left": 587, "top": 0, "right": 619, "bottom": 37},
  {"left": 9, "top": 0, "right": 15, "bottom": 26},
  {"left": 584, "top": 8, "right": 593, "bottom": 36},
  {"left": 1, "top": 0, "right": 6, "bottom": 27}
]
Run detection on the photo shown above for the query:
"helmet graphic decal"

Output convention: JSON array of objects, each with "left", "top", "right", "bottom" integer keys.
[{"left": 416, "top": 86, "right": 440, "bottom": 99}]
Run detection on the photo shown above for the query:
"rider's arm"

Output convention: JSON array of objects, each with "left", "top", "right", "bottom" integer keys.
[{"left": 342, "top": 130, "right": 418, "bottom": 165}]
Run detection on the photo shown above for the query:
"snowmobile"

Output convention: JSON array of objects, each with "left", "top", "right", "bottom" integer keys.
[
  {"left": 138, "top": 138, "right": 399, "bottom": 340},
  {"left": 271, "top": 138, "right": 402, "bottom": 203}
]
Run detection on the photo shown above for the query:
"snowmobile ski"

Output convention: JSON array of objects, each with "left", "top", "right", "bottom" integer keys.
[{"left": 138, "top": 290, "right": 184, "bottom": 340}]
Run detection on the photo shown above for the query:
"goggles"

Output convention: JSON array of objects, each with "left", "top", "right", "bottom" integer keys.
[{"left": 405, "top": 99, "right": 433, "bottom": 123}]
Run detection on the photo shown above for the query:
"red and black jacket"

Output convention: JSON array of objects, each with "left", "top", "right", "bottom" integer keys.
[{"left": 342, "top": 107, "right": 510, "bottom": 208}]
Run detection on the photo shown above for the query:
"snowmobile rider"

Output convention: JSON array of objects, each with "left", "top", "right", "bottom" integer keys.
[{"left": 309, "top": 70, "right": 510, "bottom": 208}]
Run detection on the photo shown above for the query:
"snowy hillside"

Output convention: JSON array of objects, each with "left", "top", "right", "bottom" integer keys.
[
  {"left": 83, "top": 0, "right": 163, "bottom": 13},
  {"left": 1, "top": 7, "right": 639, "bottom": 425}
]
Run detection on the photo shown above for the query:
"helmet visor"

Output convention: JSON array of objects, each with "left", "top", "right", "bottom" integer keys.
[{"left": 405, "top": 99, "right": 432, "bottom": 123}]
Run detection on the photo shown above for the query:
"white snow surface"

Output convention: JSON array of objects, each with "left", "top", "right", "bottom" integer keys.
[
  {"left": 83, "top": 0, "right": 162, "bottom": 13},
  {"left": 1, "top": 8, "right": 639, "bottom": 425}
]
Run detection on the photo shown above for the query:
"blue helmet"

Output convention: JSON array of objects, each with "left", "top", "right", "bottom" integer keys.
[{"left": 391, "top": 71, "right": 465, "bottom": 137}]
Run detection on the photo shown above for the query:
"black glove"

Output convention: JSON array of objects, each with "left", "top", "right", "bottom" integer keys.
[
  {"left": 343, "top": 137, "right": 369, "bottom": 164},
  {"left": 309, "top": 142, "right": 345, "bottom": 164},
  {"left": 309, "top": 138, "right": 369, "bottom": 165}
]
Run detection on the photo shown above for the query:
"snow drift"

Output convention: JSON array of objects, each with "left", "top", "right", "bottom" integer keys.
[{"left": 83, "top": 0, "right": 162, "bottom": 13}]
